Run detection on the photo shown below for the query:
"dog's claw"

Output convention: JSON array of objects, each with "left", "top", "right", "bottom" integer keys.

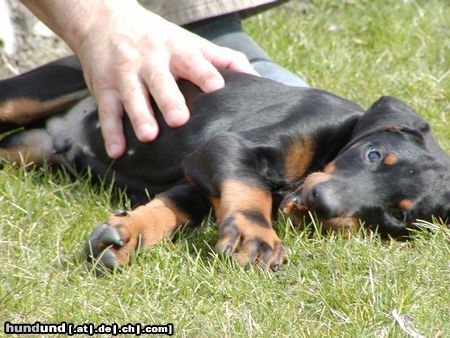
[
  {"left": 83, "top": 222, "right": 129, "bottom": 273},
  {"left": 99, "top": 227, "right": 124, "bottom": 247},
  {"left": 112, "top": 209, "right": 128, "bottom": 217},
  {"left": 89, "top": 223, "right": 108, "bottom": 240},
  {"left": 83, "top": 223, "right": 108, "bottom": 260},
  {"left": 98, "top": 248, "right": 121, "bottom": 270},
  {"left": 217, "top": 245, "right": 232, "bottom": 255},
  {"left": 271, "top": 264, "right": 281, "bottom": 272}
]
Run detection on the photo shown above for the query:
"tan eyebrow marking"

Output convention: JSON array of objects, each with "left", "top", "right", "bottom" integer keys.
[{"left": 383, "top": 153, "right": 398, "bottom": 165}]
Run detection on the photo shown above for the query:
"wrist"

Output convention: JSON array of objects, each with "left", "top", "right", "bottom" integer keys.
[
  {"left": 21, "top": 0, "right": 142, "bottom": 55},
  {"left": 67, "top": 0, "right": 142, "bottom": 54}
]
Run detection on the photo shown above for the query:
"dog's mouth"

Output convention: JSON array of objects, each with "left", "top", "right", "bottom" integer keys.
[
  {"left": 280, "top": 182, "right": 362, "bottom": 234},
  {"left": 280, "top": 172, "right": 340, "bottom": 218},
  {"left": 280, "top": 187, "right": 307, "bottom": 215}
]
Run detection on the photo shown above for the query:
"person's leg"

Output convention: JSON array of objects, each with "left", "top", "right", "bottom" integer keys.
[{"left": 184, "top": 13, "right": 308, "bottom": 87}]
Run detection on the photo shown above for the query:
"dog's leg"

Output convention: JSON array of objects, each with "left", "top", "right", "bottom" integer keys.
[
  {"left": 0, "top": 56, "right": 88, "bottom": 127},
  {"left": 84, "top": 184, "right": 210, "bottom": 271},
  {"left": 0, "top": 128, "right": 55, "bottom": 164},
  {"left": 0, "top": 95, "right": 98, "bottom": 165},
  {"left": 183, "top": 134, "right": 285, "bottom": 269},
  {"left": 210, "top": 180, "right": 285, "bottom": 269}
]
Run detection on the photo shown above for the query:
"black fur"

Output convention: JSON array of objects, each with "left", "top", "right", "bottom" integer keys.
[{"left": 0, "top": 57, "right": 448, "bottom": 240}]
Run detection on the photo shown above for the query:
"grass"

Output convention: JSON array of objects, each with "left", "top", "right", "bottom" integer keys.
[{"left": 1, "top": 0, "right": 449, "bottom": 336}]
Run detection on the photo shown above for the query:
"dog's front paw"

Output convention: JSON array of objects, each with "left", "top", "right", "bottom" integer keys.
[
  {"left": 215, "top": 214, "right": 285, "bottom": 270},
  {"left": 83, "top": 210, "right": 140, "bottom": 272}
]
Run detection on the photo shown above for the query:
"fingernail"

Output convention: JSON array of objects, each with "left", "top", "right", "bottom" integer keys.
[
  {"left": 137, "top": 123, "right": 157, "bottom": 141},
  {"left": 166, "top": 109, "right": 189, "bottom": 127},
  {"left": 108, "top": 143, "right": 122, "bottom": 158},
  {"left": 204, "top": 77, "right": 224, "bottom": 92}
]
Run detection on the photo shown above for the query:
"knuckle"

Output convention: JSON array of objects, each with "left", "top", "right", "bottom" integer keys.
[
  {"left": 147, "top": 71, "right": 167, "bottom": 90},
  {"left": 91, "top": 77, "right": 113, "bottom": 91},
  {"left": 98, "top": 103, "right": 121, "bottom": 119},
  {"left": 157, "top": 98, "right": 183, "bottom": 115},
  {"left": 112, "top": 39, "right": 140, "bottom": 61},
  {"left": 120, "top": 84, "right": 143, "bottom": 106}
]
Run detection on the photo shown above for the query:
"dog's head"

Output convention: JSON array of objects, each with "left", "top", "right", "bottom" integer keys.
[{"left": 282, "top": 96, "right": 450, "bottom": 237}]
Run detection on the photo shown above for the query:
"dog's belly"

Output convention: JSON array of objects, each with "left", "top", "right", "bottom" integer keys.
[{"left": 44, "top": 97, "right": 184, "bottom": 195}]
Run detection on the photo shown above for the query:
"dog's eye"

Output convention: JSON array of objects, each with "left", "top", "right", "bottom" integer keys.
[{"left": 367, "top": 150, "right": 381, "bottom": 162}]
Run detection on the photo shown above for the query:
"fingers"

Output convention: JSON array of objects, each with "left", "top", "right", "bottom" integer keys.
[
  {"left": 202, "top": 45, "right": 259, "bottom": 76},
  {"left": 171, "top": 51, "right": 225, "bottom": 94},
  {"left": 172, "top": 43, "right": 259, "bottom": 95},
  {"left": 95, "top": 45, "right": 255, "bottom": 159},
  {"left": 143, "top": 64, "right": 189, "bottom": 128},
  {"left": 77, "top": 9, "right": 259, "bottom": 159},
  {"left": 97, "top": 89, "right": 126, "bottom": 159},
  {"left": 117, "top": 72, "right": 159, "bottom": 141},
  {"left": 169, "top": 43, "right": 259, "bottom": 104},
  {"left": 147, "top": 45, "right": 253, "bottom": 129}
]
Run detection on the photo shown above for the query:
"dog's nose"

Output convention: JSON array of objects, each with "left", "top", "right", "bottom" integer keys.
[{"left": 304, "top": 184, "right": 333, "bottom": 216}]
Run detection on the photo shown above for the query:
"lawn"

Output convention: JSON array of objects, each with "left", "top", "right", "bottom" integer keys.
[{"left": 1, "top": 0, "right": 449, "bottom": 337}]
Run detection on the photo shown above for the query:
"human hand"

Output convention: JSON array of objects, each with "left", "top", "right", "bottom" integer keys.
[{"left": 74, "top": 2, "right": 256, "bottom": 158}]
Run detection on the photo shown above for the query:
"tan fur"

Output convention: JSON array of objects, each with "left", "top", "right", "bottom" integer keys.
[
  {"left": 0, "top": 91, "right": 88, "bottom": 124},
  {"left": 283, "top": 139, "right": 315, "bottom": 180},
  {"left": 383, "top": 153, "right": 398, "bottom": 166},
  {"left": 106, "top": 196, "right": 189, "bottom": 264},
  {"left": 398, "top": 199, "right": 413, "bottom": 209}
]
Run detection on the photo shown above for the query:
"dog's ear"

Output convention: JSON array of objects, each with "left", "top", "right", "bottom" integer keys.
[
  {"left": 347, "top": 96, "right": 450, "bottom": 162},
  {"left": 350, "top": 96, "right": 431, "bottom": 143}
]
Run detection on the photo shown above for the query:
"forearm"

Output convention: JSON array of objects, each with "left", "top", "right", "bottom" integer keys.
[{"left": 20, "top": 0, "right": 140, "bottom": 53}]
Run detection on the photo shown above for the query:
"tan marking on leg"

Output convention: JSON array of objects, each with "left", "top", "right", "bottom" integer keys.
[
  {"left": 209, "top": 197, "right": 221, "bottom": 221},
  {"left": 0, "top": 90, "right": 88, "bottom": 124},
  {"left": 102, "top": 195, "right": 189, "bottom": 265},
  {"left": 283, "top": 139, "right": 315, "bottom": 180},
  {"left": 232, "top": 212, "right": 280, "bottom": 265},
  {"left": 383, "top": 153, "right": 398, "bottom": 166},
  {"left": 218, "top": 180, "right": 272, "bottom": 223},
  {"left": 214, "top": 180, "right": 284, "bottom": 268},
  {"left": 110, "top": 196, "right": 189, "bottom": 246}
]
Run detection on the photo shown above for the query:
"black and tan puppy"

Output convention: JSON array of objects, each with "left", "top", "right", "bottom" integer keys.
[{"left": 0, "top": 56, "right": 448, "bottom": 270}]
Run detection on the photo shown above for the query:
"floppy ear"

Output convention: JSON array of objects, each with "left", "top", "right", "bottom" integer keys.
[
  {"left": 350, "top": 96, "right": 430, "bottom": 142},
  {"left": 347, "top": 96, "right": 450, "bottom": 161}
]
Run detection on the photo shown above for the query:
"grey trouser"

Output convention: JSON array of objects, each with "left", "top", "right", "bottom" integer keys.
[{"left": 184, "top": 13, "right": 308, "bottom": 87}]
